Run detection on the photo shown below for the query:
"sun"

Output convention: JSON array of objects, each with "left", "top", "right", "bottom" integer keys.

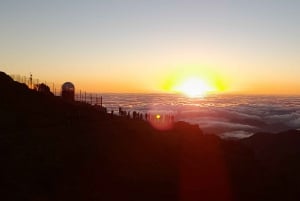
[{"left": 174, "top": 77, "right": 213, "bottom": 98}]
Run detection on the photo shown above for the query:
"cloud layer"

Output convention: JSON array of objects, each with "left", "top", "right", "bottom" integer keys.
[{"left": 102, "top": 94, "right": 300, "bottom": 138}]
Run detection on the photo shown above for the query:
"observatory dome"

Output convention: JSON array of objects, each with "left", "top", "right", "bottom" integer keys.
[
  {"left": 61, "top": 82, "right": 75, "bottom": 101},
  {"left": 62, "top": 82, "right": 75, "bottom": 92}
]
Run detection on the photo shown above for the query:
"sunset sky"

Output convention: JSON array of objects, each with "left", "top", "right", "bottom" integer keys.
[{"left": 1, "top": 0, "right": 300, "bottom": 94}]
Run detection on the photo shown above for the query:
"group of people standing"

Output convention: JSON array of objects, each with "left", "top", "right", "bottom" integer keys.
[{"left": 116, "top": 107, "right": 175, "bottom": 123}]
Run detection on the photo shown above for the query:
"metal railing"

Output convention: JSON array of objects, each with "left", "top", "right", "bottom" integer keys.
[{"left": 9, "top": 73, "right": 100, "bottom": 105}]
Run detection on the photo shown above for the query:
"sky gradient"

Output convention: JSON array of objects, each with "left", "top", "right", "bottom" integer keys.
[{"left": 1, "top": 0, "right": 300, "bottom": 94}]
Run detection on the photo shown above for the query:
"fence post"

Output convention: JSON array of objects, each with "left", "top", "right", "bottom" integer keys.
[{"left": 29, "top": 73, "right": 33, "bottom": 89}]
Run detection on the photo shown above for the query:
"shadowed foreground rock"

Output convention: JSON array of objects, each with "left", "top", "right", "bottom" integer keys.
[{"left": 1, "top": 71, "right": 300, "bottom": 201}]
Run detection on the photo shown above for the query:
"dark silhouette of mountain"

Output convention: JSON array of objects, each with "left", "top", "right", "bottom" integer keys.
[
  {"left": 239, "top": 130, "right": 300, "bottom": 201},
  {"left": 1, "top": 71, "right": 300, "bottom": 201}
]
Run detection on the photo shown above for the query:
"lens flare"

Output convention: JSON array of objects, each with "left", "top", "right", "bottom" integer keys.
[{"left": 147, "top": 112, "right": 175, "bottom": 130}]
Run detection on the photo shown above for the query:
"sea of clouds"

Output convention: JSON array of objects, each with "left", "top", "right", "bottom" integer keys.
[{"left": 99, "top": 94, "right": 300, "bottom": 139}]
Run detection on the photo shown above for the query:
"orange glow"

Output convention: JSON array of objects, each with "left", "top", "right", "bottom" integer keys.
[
  {"left": 161, "top": 66, "right": 228, "bottom": 96},
  {"left": 174, "top": 77, "right": 213, "bottom": 98}
]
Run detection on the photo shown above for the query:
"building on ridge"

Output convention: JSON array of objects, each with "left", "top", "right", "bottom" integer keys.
[{"left": 61, "top": 82, "right": 75, "bottom": 101}]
